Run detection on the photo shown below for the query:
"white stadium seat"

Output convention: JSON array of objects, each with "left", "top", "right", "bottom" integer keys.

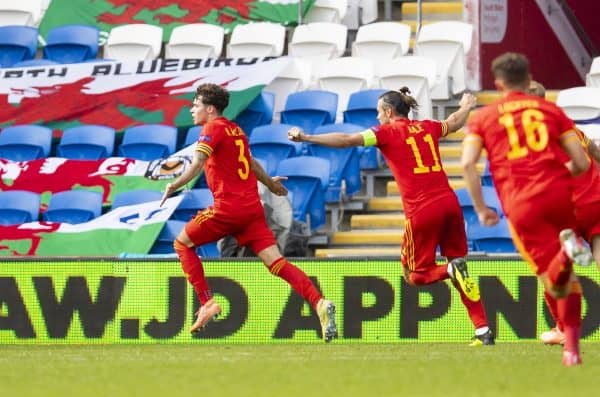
[
  {"left": 0, "top": 0, "right": 42, "bottom": 26},
  {"left": 166, "top": 24, "right": 224, "bottom": 59},
  {"left": 556, "top": 86, "right": 600, "bottom": 121},
  {"left": 288, "top": 22, "right": 348, "bottom": 71},
  {"left": 352, "top": 22, "right": 411, "bottom": 60},
  {"left": 586, "top": 56, "right": 600, "bottom": 87},
  {"left": 577, "top": 123, "right": 600, "bottom": 146},
  {"left": 304, "top": 0, "right": 348, "bottom": 24},
  {"left": 375, "top": 56, "right": 437, "bottom": 120},
  {"left": 415, "top": 21, "right": 473, "bottom": 100},
  {"left": 105, "top": 24, "right": 163, "bottom": 61},
  {"left": 316, "top": 56, "right": 375, "bottom": 117},
  {"left": 266, "top": 57, "right": 313, "bottom": 121},
  {"left": 226, "top": 22, "right": 285, "bottom": 58}
]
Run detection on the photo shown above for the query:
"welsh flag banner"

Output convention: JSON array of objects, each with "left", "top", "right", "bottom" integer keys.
[
  {"left": 0, "top": 196, "right": 183, "bottom": 256},
  {"left": 0, "top": 57, "right": 290, "bottom": 131},
  {"left": 0, "top": 145, "right": 197, "bottom": 205},
  {"left": 39, "top": 0, "right": 315, "bottom": 38}
]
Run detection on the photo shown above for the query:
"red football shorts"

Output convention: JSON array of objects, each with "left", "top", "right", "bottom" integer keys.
[
  {"left": 402, "top": 194, "right": 467, "bottom": 271},
  {"left": 184, "top": 205, "right": 276, "bottom": 255},
  {"left": 506, "top": 188, "right": 577, "bottom": 275}
]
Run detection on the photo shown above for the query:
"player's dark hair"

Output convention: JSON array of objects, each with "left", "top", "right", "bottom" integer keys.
[
  {"left": 492, "top": 52, "right": 530, "bottom": 87},
  {"left": 195, "top": 83, "right": 229, "bottom": 113},
  {"left": 379, "top": 87, "right": 419, "bottom": 117}
]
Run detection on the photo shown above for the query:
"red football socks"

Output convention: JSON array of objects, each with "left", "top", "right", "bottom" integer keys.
[
  {"left": 174, "top": 239, "right": 212, "bottom": 305},
  {"left": 269, "top": 257, "right": 322, "bottom": 309}
]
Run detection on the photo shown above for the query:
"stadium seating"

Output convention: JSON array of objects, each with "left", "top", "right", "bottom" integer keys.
[
  {"left": 0, "top": 25, "right": 38, "bottom": 68},
  {"left": 556, "top": 86, "right": 600, "bottom": 122},
  {"left": 165, "top": 23, "right": 224, "bottom": 59},
  {"left": 351, "top": 22, "right": 411, "bottom": 59},
  {"left": 0, "top": 0, "right": 42, "bottom": 26},
  {"left": 104, "top": 24, "right": 163, "bottom": 61},
  {"left": 183, "top": 126, "right": 202, "bottom": 148},
  {"left": 249, "top": 124, "right": 302, "bottom": 175},
  {"left": 375, "top": 56, "right": 437, "bottom": 120},
  {"left": 118, "top": 124, "right": 177, "bottom": 161},
  {"left": 111, "top": 190, "right": 163, "bottom": 210},
  {"left": 233, "top": 91, "right": 275, "bottom": 136},
  {"left": 265, "top": 57, "right": 312, "bottom": 120},
  {"left": 586, "top": 56, "right": 600, "bottom": 87},
  {"left": 470, "top": 219, "right": 516, "bottom": 253},
  {"left": 0, "top": 124, "right": 52, "bottom": 161},
  {"left": 342, "top": 88, "right": 385, "bottom": 128},
  {"left": 56, "top": 125, "right": 115, "bottom": 160},
  {"left": 455, "top": 187, "right": 503, "bottom": 228},
  {"left": 171, "top": 188, "right": 214, "bottom": 221},
  {"left": 13, "top": 59, "right": 58, "bottom": 67},
  {"left": 577, "top": 123, "right": 600, "bottom": 145},
  {"left": 43, "top": 190, "right": 103, "bottom": 224},
  {"left": 288, "top": 22, "right": 348, "bottom": 70},
  {"left": 276, "top": 156, "right": 330, "bottom": 230},
  {"left": 304, "top": 0, "right": 348, "bottom": 24},
  {"left": 415, "top": 21, "right": 473, "bottom": 100},
  {"left": 42, "top": 24, "right": 99, "bottom": 64},
  {"left": 226, "top": 22, "right": 285, "bottom": 58},
  {"left": 0, "top": 190, "right": 41, "bottom": 225},
  {"left": 315, "top": 56, "right": 375, "bottom": 117},
  {"left": 481, "top": 161, "right": 493, "bottom": 187},
  {"left": 310, "top": 123, "right": 362, "bottom": 201},
  {"left": 280, "top": 90, "right": 338, "bottom": 133}
]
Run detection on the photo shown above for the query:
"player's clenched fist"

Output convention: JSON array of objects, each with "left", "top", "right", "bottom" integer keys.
[{"left": 288, "top": 127, "right": 305, "bottom": 142}]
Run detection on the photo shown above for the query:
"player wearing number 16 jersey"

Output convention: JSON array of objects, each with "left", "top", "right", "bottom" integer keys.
[
  {"left": 288, "top": 87, "right": 493, "bottom": 346},
  {"left": 463, "top": 53, "right": 593, "bottom": 366},
  {"left": 159, "top": 83, "right": 338, "bottom": 342}
]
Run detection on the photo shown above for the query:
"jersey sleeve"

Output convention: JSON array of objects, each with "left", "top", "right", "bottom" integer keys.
[
  {"left": 423, "top": 120, "right": 448, "bottom": 138},
  {"left": 554, "top": 105, "right": 577, "bottom": 138},
  {"left": 196, "top": 122, "right": 222, "bottom": 157}
]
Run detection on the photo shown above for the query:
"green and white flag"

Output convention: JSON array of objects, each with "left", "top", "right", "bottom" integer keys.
[
  {"left": 0, "top": 196, "right": 183, "bottom": 256},
  {"left": 0, "top": 57, "right": 290, "bottom": 131},
  {"left": 39, "top": 0, "right": 315, "bottom": 38}
]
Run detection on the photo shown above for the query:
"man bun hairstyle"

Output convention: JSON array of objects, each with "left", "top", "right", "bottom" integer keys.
[
  {"left": 379, "top": 86, "right": 419, "bottom": 117},
  {"left": 492, "top": 52, "right": 530, "bottom": 87},
  {"left": 195, "top": 83, "right": 229, "bottom": 113}
]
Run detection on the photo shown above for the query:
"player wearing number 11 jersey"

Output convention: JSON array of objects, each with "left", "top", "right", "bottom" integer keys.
[
  {"left": 463, "top": 53, "right": 593, "bottom": 366},
  {"left": 288, "top": 87, "right": 493, "bottom": 346},
  {"left": 159, "top": 83, "right": 338, "bottom": 342}
]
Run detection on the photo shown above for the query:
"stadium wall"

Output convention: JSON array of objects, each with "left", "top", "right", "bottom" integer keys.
[{"left": 0, "top": 258, "right": 598, "bottom": 344}]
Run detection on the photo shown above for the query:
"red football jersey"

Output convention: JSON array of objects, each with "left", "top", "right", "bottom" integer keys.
[
  {"left": 371, "top": 118, "right": 452, "bottom": 217},
  {"left": 195, "top": 117, "right": 261, "bottom": 212},
  {"left": 467, "top": 91, "right": 576, "bottom": 214},
  {"left": 554, "top": 128, "right": 600, "bottom": 207}
]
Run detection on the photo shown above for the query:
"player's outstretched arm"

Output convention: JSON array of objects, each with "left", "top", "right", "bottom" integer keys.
[
  {"left": 160, "top": 151, "right": 207, "bottom": 207},
  {"left": 560, "top": 132, "right": 590, "bottom": 176},
  {"left": 288, "top": 127, "right": 365, "bottom": 148},
  {"left": 445, "top": 93, "right": 477, "bottom": 133},
  {"left": 251, "top": 158, "right": 288, "bottom": 196}
]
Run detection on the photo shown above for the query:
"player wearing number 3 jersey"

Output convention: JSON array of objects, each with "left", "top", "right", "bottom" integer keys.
[
  {"left": 159, "top": 84, "right": 338, "bottom": 342},
  {"left": 288, "top": 87, "right": 494, "bottom": 346},
  {"left": 463, "top": 53, "right": 593, "bottom": 366}
]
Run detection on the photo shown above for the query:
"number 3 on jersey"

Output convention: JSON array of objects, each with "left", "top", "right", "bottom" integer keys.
[
  {"left": 405, "top": 134, "right": 442, "bottom": 174},
  {"left": 235, "top": 139, "right": 250, "bottom": 180}
]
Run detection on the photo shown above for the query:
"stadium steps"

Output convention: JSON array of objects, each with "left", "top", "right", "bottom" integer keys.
[
  {"left": 330, "top": 229, "right": 403, "bottom": 244},
  {"left": 401, "top": 1, "right": 464, "bottom": 20},
  {"left": 351, "top": 213, "right": 406, "bottom": 229}
]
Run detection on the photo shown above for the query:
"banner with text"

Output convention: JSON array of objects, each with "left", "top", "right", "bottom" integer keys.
[
  {"left": 0, "top": 57, "right": 290, "bottom": 131},
  {"left": 0, "top": 259, "right": 598, "bottom": 343},
  {"left": 40, "top": 0, "right": 315, "bottom": 39}
]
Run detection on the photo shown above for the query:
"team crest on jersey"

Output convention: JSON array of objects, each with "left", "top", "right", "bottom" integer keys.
[
  {"left": 199, "top": 135, "right": 211, "bottom": 142},
  {"left": 144, "top": 156, "right": 191, "bottom": 180}
]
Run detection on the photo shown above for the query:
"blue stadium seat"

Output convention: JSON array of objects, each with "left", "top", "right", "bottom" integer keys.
[
  {"left": 470, "top": 218, "right": 516, "bottom": 253},
  {"left": 172, "top": 189, "right": 214, "bottom": 221},
  {"left": 234, "top": 91, "right": 274, "bottom": 136},
  {"left": 0, "top": 190, "right": 41, "bottom": 225},
  {"left": 111, "top": 190, "right": 163, "bottom": 210},
  {"left": 280, "top": 90, "right": 338, "bottom": 133},
  {"left": 343, "top": 89, "right": 386, "bottom": 128},
  {"left": 0, "top": 125, "right": 52, "bottom": 161},
  {"left": 183, "top": 126, "right": 203, "bottom": 148},
  {"left": 43, "top": 25, "right": 100, "bottom": 64},
  {"left": 150, "top": 219, "right": 220, "bottom": 257},
  {"left": 276, "top": 156, "right": 330, "bottom": 230},
  {"left": 310, "top": 123, "right": 362, "bottom": 202},
  {"left": 249, "top": 124, "right": 302, "bottom": 175},
  {"left": 56, "top": 125, "right": 116, "bottom": 160},
  {"left": 0, "top": 26, "right": 38, "bottom": 68},
  {"left": 43, "top": 190, "right": 103, "bottom": 224},
  {"left": 118, "top": 124, "right": 177, "bottom": 161},
  {"left": 13, "top": 59, "right": 59, "bottom": 67},
  {"left": 455, "top": 187, "right": 503, "bottom": 228},
  {"left": 481, "top": 160, "right": 493, "bottom": 187}
]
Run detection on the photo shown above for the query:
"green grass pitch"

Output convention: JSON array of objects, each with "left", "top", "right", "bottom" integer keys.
[{"left": 1, "top": 343, "right": 598, "bottom": 397}]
